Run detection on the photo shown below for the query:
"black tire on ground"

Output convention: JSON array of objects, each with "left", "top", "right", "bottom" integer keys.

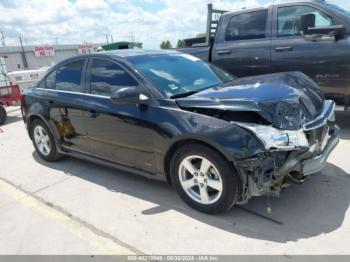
[
  {"left": 30, "top": 119, "right": 62, "bottom": 162},
  {"left": 170, "top": 143, "right": 242, "bottom": 214},
  {"left": 0, "top": 105, "right": 6, "bottom": 126}
]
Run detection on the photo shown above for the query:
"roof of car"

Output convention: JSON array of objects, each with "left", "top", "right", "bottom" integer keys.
[
  {"left": 53, "top": 49, "right": 180, "bottom": 68},
  {"left": 102, "top": 49, "right": 180, "bottom": 58}
]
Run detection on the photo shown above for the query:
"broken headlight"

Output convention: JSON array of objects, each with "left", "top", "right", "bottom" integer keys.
[{"left": 234, "top": 123, "right": 309, "bottom": 150}]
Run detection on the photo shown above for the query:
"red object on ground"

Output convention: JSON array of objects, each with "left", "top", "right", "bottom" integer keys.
[{"left": 0, "top": 85, "right": 22, "bottom": 107}]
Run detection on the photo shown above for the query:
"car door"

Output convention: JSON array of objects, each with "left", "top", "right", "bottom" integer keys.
[
  {"left": 83, "top": 57, "right": 157, "bottom": 173},
  {"left": 38, "top": 59, "right": 91, "bottom": 153},
  {"left": 212, "top": 8, "right": 272, "bottom": 77},
  {"left": 271, "top": 3, "right": 350, "bottom": 97}
]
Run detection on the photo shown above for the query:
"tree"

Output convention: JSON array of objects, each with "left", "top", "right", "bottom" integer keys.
[
  {"left": 176, "top": 39, "right": 186, "bottom": 48},
  {"left": 196, "top": 33, "right": 206, "bottom": 37},
  {"left": 160, "top": 40, "right": 172, "bottom": 49}
]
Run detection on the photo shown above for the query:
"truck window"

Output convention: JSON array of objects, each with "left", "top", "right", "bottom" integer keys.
[
  {"left": 278, "top": 5, "right": 333, "bottom": 37},
  {"left": 225, "top": 10, "right": 268, "bottom": 41}
]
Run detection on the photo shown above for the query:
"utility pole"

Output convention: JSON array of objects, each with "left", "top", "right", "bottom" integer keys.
[
  {"left": 0, "top": 31, "right": 5, "bottom": 47},
  {"left": 105, "top": 34, "right": 109, "bottom": 44},
  {"left": 19, "top": 36, "right": 28, "bottom": 69},
  {"left": 110, "top": 35, "right": 114, "bottom": 43}
]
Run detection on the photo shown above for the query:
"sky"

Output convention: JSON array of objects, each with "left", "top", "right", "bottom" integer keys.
[{"left": 0, "top": 0, "right": 348, "bottom": 49}]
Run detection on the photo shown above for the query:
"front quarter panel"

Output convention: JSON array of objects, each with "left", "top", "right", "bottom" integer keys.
[{"left": 148, "top": 100, "right": 266, "bottom": 175}]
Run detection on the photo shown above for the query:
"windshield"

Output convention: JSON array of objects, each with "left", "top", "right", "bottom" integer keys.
[
  {"left": 323, "top": 2, "right": 350, "bottom": 16},
  {"left": 127, "top": 53, "right": 234, "bottom": 98}
]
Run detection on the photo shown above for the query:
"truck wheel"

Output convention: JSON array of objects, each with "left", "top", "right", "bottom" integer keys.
[
  {"left": 170, "top": 143, "right": 242, "bottom": 214},
  {"left": 30, "top": 119, "right": 62, "bottom": 162},
  {"left": 0, "top": 106, "right": 6, "bottom": 126}
]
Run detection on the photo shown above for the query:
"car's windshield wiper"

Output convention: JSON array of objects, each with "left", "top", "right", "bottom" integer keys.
[
  {"left": 170, "top": 82, "right": 225, "bottom": 99},
  {"left": 170, "top": 90, "right": 199, "bottom": 99}
]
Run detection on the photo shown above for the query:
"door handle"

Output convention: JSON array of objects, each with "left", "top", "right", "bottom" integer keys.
[
  {"left": 275, "top": 46, "right": 293, "bottom": 52},
  {"left": 217, "top": 50, "right": 232, "bottom": 55},
  {"left": 89, "top": 110, "right": 99, "bottom": 118}
]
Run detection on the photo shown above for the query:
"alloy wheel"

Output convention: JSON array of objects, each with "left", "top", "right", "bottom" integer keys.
[
  {"left": 178, "top": 155, "right": 223, "bottom": 205},
  {"left": 33, "top": 125, "right": 51, "bottom": 156}
]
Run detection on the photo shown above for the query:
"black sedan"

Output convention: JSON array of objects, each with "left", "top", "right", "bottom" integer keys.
[{"left": 21, "top": 50, "right": 339, "bottom": 214}]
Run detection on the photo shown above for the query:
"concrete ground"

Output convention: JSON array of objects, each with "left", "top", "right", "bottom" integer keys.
[{"left": 0, "top": 106, "right": 349, "bottom": 255}]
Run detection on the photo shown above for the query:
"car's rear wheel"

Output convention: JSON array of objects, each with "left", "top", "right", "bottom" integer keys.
[
  {"left": 170, "top": 143, "right": 242, "bottom": 214},
  {"left": 0, "top": 105, "right": 7, "bottom": 126},
  {"left": 30, "top": 119, "right": 61, "bottom": 161}
]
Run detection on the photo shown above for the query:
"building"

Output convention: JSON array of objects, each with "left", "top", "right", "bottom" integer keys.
[
  {"left": 98, "top": 41, "right": 142, "bottom": 51},
  {"left": 0, "top": 43, "right": 102, "bottom": 72}
]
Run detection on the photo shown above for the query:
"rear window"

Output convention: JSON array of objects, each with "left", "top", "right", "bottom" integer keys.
[{"left": 225, "top": 10, "right": 268, "bottom": 41}]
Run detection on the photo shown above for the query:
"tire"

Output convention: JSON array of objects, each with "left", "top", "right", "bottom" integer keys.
[
  {"left": 170, "top": 143, "right": 242, "bottom": 214},
  {"left": 0, "top": 105, "right": 6, "bottom": 126},
  {"left": 30, "top": 119, "right": 62, "bottom": 162}
]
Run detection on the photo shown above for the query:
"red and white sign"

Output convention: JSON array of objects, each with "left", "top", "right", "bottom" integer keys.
[
  {"left": 78, "top": 44, "right": 93, "bottom": 54},
  {"left": 34, "top": 45, "right": 55, "bottom": 57}
]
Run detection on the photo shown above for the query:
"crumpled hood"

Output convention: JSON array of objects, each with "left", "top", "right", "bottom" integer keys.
[{"left": 176, "top": 72, "right": 325, "bottom": 130}]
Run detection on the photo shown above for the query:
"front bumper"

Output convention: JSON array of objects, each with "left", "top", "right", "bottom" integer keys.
[
  {"left": 302, "top": 126, "right": 339, "bottom": 176},
  {"left": 236, "top": 100, "right": 339, "bottom": 203}
]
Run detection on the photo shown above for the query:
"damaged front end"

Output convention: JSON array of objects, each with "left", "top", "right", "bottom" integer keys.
[
  {"left": 234, "top": 100, "right": 339, "bottom": 203},
  {"left": 176, "top": 72, "right": 340, "bottom": 203}
]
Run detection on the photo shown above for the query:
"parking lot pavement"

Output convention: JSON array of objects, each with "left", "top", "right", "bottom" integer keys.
[
  {"left": 0, "top": 180, "right": 135, "bottom": 255},
  {"left": 0, "top": 107, "right": 349, "bottom": 254}
]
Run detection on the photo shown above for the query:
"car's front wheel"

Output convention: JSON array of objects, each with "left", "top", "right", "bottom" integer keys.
[
  {"left": 30, "top": 119, "right": 61, "bottom": 161},
  {"left": 170, "top": 143, "right": 242, "bottom": 214}
]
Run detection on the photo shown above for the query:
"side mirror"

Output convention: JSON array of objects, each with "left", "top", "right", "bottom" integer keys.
[
  {"left": 110, "top": 86, "right": 149, "bottom": 104},
  {"left": 301, "top": 13, "right": 315, "bottom": 35},
  {"left": 301, "top": 13, "right": 345, "bottom": 38},
  {"left": 306, "top": 24, "right": 345, "bottom": 37}
]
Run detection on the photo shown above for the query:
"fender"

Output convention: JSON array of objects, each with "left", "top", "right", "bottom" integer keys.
[
  {"left": 160, "top": 124, "right": 266, "bottom": 183},
  {"left": 25, "top": 109, "right": 62, "bottom": 145}
]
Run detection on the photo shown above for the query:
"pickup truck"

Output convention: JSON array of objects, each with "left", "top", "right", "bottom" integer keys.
[{"left": 177, "top": 0, "right": 350, "bottom": 110}]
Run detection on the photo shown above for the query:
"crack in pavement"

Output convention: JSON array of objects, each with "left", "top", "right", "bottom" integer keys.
[{"left": 32, "top": 176, "right": 73, "bottom": 194}]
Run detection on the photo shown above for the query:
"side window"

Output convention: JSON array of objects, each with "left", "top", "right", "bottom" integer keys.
[
  {"left": 278, "top": 5, "right": 333, "bottom": 37},
  {"left": 225, "top": 10, "right": 268, "bottom": 41},
  {"left": 45, "top": 70, "right": 56, "bottom": 89},
  {"left": 89, "top": 58, "right": 138, "bottom": 96},
  {"left": 37, "top": 79, "right": 45, "bottom": 89},
  {"left": 55, "top": 60, "right": 84, "bottom": 92}
]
